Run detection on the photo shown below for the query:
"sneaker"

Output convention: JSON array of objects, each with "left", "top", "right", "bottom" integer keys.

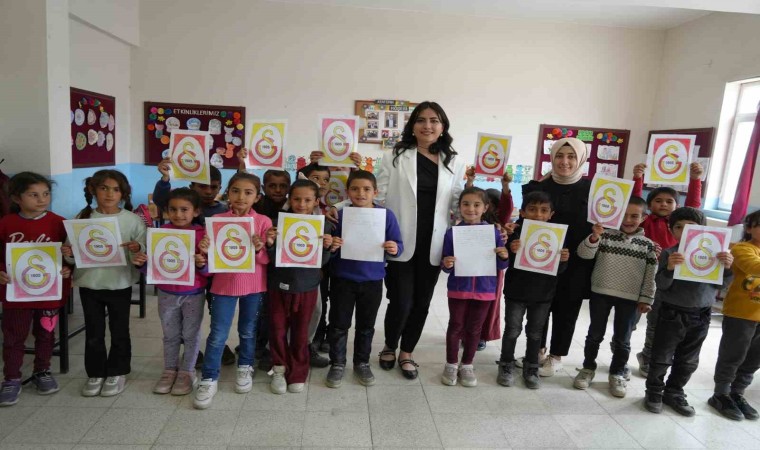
[
  {"left": 622, "top": 365, "right": 631, "bottom": 381},
  {"left": 663, "top": 394, "right": 695, "bottom": 417},
  {"left": 636, "top": 351, "right": 649, "bottom": 378},
  {"left": 539, "top": 356, "right": 562, "bottom": 377},
  {"left": 81, "top": 377, "right": 104, "bottom": 397},
  {"left": 731, "top": 393, "right": 760, "bottom": 420},
  {"left": 496, "top": 360, "right": 515, "bottom": 387},
  {"left": 193, "top": 378, "right": 217, "bottom": 409},
  {"left": 270, "top": 365, "right": 287, "bottom": 395},
  {"left": 609, "top": 374, "right": 627, "bottom": 398},
  {"left": 309, "top": 344, "right": 329, "bottom": 368},
  {"left": 326, "top": 364, "right": 345, "bottom": 388},
  {"left": 573, "top": 368, "right": 595, "bottom": 390},
  {"left": 288, "top": 383, "right": 305, "bottom": 393},
  {"left": 645, "top": 392, "right": 663, "bottom": 413},
  {"left": 100, "top": 376, "right": 126, "bottom": 397},
  {"left": 0, "top": 380, "right": 21, "bottom": 406},
  {"left": 171, "top": 370, "right": 196, "bottom": 396},
  {"left": 523, "top": 366, "right": 540, "bottom": 389},
  {"left": 195, "top": 351, "right": 204, "bottom": 370},
  {"left": 28, "top": 370, "right": 59, "bottom": 395},
  {"left": 477, "top": 340, "right": 487, "bottom": 351},
  {"left": 353, "top": 362, "right": 375, "bottom": 386},
  {"left": 709, "top": 394, "right": 744, "bottom": 421},
  {"left": 235, "top": 365, "right": 254, "bottom": 394},
  {"left": 222, "top": 345, "right": 236, "bottom": 366},
  {"left": 441, "top": 363, "right": 458, "bottom": 386},
  {"left": 152, "top": 369, "right": 177, "bottom": 394},
  {"left": 459, "top": 364, "right": 477, "bottom": 387}
]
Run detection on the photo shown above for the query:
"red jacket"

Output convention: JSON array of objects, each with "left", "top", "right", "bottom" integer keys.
[{"left": 632, "top": 177, "right": 702, "bottom": 249}]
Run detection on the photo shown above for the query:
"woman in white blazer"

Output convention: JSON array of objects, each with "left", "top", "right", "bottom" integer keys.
[{"left": 376, "top": 102, "right": 466, "bottom": 379}]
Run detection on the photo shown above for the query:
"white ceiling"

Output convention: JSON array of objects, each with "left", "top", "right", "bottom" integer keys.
[{"left": 266, "top": 0, "right": 760, "bottom": 30}]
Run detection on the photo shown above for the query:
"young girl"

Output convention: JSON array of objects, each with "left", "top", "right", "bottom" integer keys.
[
  {"left": 132, "top": 188, "right": 208, "bottom": 396},
  {"left": 63, "top": 170, "right": 146, "bottom": 398},
  {"left": 710, "top": 210, "right": 760, "bottom": 421},
  {"left": 266, "top": 180, "right": 340, "bottom": 394},
  {"left": 440, "top": 187, "right": 509, "bottom": 387},
  {"left": 194, "top": 173, "right": 271, "bottom": 409},
  {"left": 0, "top": 172, "right": 71, "bottom": 406}
]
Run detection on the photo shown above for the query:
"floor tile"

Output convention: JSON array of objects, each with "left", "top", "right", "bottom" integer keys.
[
  {"left": 306, "top": 382, "right": 368, "bottom": 412},
  {"left": 433, "top": 413, "right": 509, "bottom": 448},
  {"left": 369, "top": 411, "right": 442, "bottom": 448},
  {"left": 614, "top": 414, "right": 705, "bottom": 449},
  {"left": 301, "top": 411, "right": 371, "bottom": 447},
  {"left": 671, "top": 414, "right": 760, "bottom": 449},
  {"left": 554, "top": 414, "right": 641, "bottom": 448},
  {"left": 500, "top": 414, "right": 577, "bottom": 448},
  {"left": 154, "top": 409, "right": 238, "bottom": 446},
  {"left": 241, "top": 380, "right": 308, "bottom": 411},
  {"left": 2, "top": 406, "right": 107, "bottom": 444},
  {"left": 367, "top": 384, "right": 429, "bottom": 414},
  {"left": 229, "top": 410, "right": 304, "bottom": 447},
  {"left": 79, "top": 407, "right": 173, "bottom": 445}
]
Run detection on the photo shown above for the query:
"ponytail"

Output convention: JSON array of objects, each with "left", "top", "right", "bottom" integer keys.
[{"left": 77, "top": 178, "right": 95, "bottom": 219}]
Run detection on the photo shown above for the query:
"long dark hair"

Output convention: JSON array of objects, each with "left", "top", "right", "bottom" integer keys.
[
  {"left": 78, "top": 169, "right": 133, "bottom": 219},
  {"left": 7, "top": 172, "right": 54, "bottom": 214},
  {"left": 393, "top": 101, "right": 456, "bottom": 172}
]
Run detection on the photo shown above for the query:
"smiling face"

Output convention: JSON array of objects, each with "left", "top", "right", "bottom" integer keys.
[
  {"left": 459, "top": 193, "right": 487, "bottom": 224},
  {"left": 13, "top": 182, "right": 51, "bottom": 218},
  {"left": 520, "top": 201, "right": 554, "bottom": 222},
  {"left": 649, "top": 193, "right": 677, "bottom": 217},
  {"left": 289, "top": 186, "right": 318, "bottom": 214},
  {"left": 227, "top": 179, "right": 259, "bottom": 216},
  {"left": 167, "top": 198, "right": 200, "bottom": 228},
  {"left": 347, "top": 178, "right": 377, "bottom": 208},
  {"left": 620, "top": 203, "right": 646, "bottom": 235},
  {"left": 553, "top": 145, "right": 579, "bottom": 177},
  {"left": 412, "top": 108, "right": 444, "bottom": 149}
]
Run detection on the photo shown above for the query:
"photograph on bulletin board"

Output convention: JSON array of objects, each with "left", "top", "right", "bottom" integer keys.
[
  {"left": 355, "top": 100, "right": 417, "bottom": 147},
  {"left": 144, "top": 102, "right": 245, "bottom": 169},
  {"left": 71, "top": 87, "right": 116, "bottom": 168},
  {"left": 534, "top": 125, "right": 630, "bottom": 180}
]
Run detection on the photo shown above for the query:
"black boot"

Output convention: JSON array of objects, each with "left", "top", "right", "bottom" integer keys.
[
  {"left": 522, "top": 362, "right": 540, "bottom": 389},
  {"left": 309, "top": 343, "right": 329, "bottom": 368}
]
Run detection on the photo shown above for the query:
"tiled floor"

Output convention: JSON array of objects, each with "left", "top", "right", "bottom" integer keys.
[{"left": 2, "top": 276, "right": 759, "bottom": 449}]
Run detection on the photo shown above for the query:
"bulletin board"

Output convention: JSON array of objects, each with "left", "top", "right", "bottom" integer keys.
[
  {"left": 355, "top": 100, "right": 418, "bottom": 149},
  {"left": 144, "top": 102, "right": 246, "bottom": 169},
  {"left": 646, "top": 127, "right": 715, "bottom": 195},
  {"left": 534, "top": 124, "right": 630, "bottom": 180},
  {"left": 70, "top": 87, "right": 116, "bottom": 168}
]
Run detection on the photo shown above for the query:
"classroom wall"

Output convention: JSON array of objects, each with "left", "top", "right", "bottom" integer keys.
[{"left": 69, "top": 0, "right": 140, "bottom": 46}]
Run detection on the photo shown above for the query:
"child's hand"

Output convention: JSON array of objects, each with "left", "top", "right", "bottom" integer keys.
[
  {"left": 442, "top": 256, "right": 456, "bottom": 269},
  {"left": 61, "top": 244, "right": 73, "bottom": 258},
  {"left": 131, "top": 252, "right": 148, "bottom": 267},
  {"left": 122, "top": 241, "right": 141, "bottom": 253},
  {"left": 199, "top": 236, "right": 210, "bottom": 253},
  {"left": 633, "top": 163, "right": 646, "bottom": 179},
  {"left": 590, "top": 223, "right": 604, "bottom": 243},
  {"left": 309, "top": 151, "right": 324, "bottom": 164},
  {"left": 325, "top": 207, "right": 339, "bottom": 224},
  {"left": 322, "top": 235, "right": 333, "bottom": 249},
  {"left": 690, "top": 162, "right": 704, "bottom": 180},
  {"left": 717, "top": 251, "right": 733, "bottom": 269},
  {"left": 251, "top": 234, "right": 264, "bottom": 252},
  {"left": 495, "top": 246, "right": 508, "bottom": 260},
  {"left": 501, "top": 171, "right": 513, "bottom": 192},
  {"left": 349, "top": 152, "right": 362, "bottom": 168},
  {"left": 383, "top": 240, "right": 398, "bottom": 256},
  {"left": 0, "top": 271, "right": 9, "bottom": 285},
  {"left": 194, "top": 253, "right": 206, "bottom": 268},
  {"left": 61, "top": 266, "right": 72, "bottom": 279},
  {"left": 503, "top": 222, "right": 519, "bottom": 236},
  {"left": 330, "top": 236, "right": 343, "bottom": 252},
  {"left": 266, "top": 227, "right": 278, "bottom": 247},
  {"left": 667, "top": 252, "right": 685, "bottom": 270},
  {"left": 465, "top": 166, "right": 475, "bottom": 187},
  {"left": 509, "top": 239, "right": 521, "bottom": 254},
  {"left": 158, "top": 158, "right": 172, "bottom": 181},
  {"left": 638, "top": 303, "right": 652, "bottom": 314},
  {"left": 560, "top": 248, "right": 570, "bottom": 262},
  {"left": 496, "top": 224, "right": 509, "bottom": 243},
  {"left": 654, "top": 243, "right": 662, "bottom": 259},
  {"left": 237, "top": 147, "right": 248, "bottom": 164}
]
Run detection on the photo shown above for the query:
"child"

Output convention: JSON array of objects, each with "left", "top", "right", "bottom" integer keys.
[
  {"left": 497, "top": 191, "right": 569, "bottom": 389},
  {"left": 573, "top": 196, "right": 657, "bottom": 398},
  {"left": 265, "top": 179, "right": 340, "bottom": 394},
  {"left": 63, "top": 170, "right": 146, "bottom": 397},
  {"left": 644, "top": 207, "right": 733, "bottom": 416},
  {"left": 132, "top": 188, "right": 209, "bottom": 396},
  {"left": 709, "top": 209, "right": 760, "bottom": 421},
  {"left": 632, "top": 162, "right": 703, "bottom": 376},
  {"left": 440, "top": 187, "right": 510, "bottom": 387},
  {"left": 0, "top": 172, "right": 71, "bottom": 405},
  {"left": 194, "top": 173, "right": 271, "bottom": 409},
  {"left": 325, "top": 170, "right": 403, "bottom": 388}
]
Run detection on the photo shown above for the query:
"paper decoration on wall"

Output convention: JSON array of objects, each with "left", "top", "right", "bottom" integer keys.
[
  {"left": 5, "top": 243, "right": 63, "bottom": 302},
  {"left": 322, "top": 171, "right": 349, "bottom": 207},
  {"left": 318, "top": 115, "right": 359, "bottom": 167},
  {"left": 356, "top": 100, "right": 418, "bottom": 146},
  {"left": 674, "top": 224, "right": 730, "bottom": 285},
  {"left": 71, "top": 87, "right": 116, "bottom": 168},
  {"left": 587, "top": 175, "right": 635, "bottom": 229},
  {"left": 276, "top": 213, "right": 324, "bottom": 268},
  {"left": 535, "top": 125, "right": 630, "bottom": 180},
  {"left": 596, "top": 163, "right": 618, "bottom": 177},
  {"left": 169, "top": 130, "right": 211, "bottom": 185},
  {"left": 246, "top": 120, "right": 287, "bottom": 170},
  {"left": 577, "top": 130, "right": 594, "bottom": 142},
  {"left": 64, "top": 217, "right": 126, "bottom": 268},
  {"left": 644, "top": 134, "right": 696, "bottom": 187},
  {"left": 474, "top": 133, "right": 511, "bottom": 176},
  {"left": 513, "top": 219, "right": 568, "bottom": 276},
  {"left": 597, "top": 145, "right": 620, "bottom": 161},
  {"left": 146, "top": 228, "right": 196, "bottom": 286},
  {"left": 206, "top": 217, "right": 255, "bottom": 273}
]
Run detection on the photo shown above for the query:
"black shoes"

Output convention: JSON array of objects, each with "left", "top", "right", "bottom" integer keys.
[
  {"left": 663, "top": 394, "right": 695, "bottom": 417},
  {"left": 378, "top": 350, "right": 396, "bottom": 371},
  {"left": 709, "top": 394, "right": 745, "bottom": 421},
  {"left": 354, "top": 362, "right": 376, "bottom": 386},
  {"left": 644, "top": 392, "right": 663, "bottom": 414},
  {"left": 731, "top": 392, "right": 760, "bottom": 420},
  {"left": 326, "top": 364, "right": 345, "bottom": 388},
  {"left": 398, "top": 359, "right": 419, "bottom": 380},
  {"left": 310, "top": 344, "right": 329, "bottom": 368}
]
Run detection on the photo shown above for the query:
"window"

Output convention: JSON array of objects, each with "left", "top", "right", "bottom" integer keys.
[{"left": 718, "top": 80, "right": 760, "bottom": 210}]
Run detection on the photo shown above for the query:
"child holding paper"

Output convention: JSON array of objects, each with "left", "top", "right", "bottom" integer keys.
[
  {"left": 573, "top": 196, "right": 657, "bottom": 398},
  {"left": 325, "top": 170, "right": 403, "bottom": 388},
  {"left": 709, "top": 209, "right": 760, "bottom": 421},
  {"left": 132, "top": 188, "right": 209, "bottom": 396},
  {"left": 440, "top": 187, "right": 509, "bottom": 387},
  {"left": 643, "top": 207, "right": 733, "bottom": 416},
  {"left": 0, "top": 172, "right": 72, "bottom": 406},
  {"left": 194, "top": 173, "right": 271, "bottom": 409}
]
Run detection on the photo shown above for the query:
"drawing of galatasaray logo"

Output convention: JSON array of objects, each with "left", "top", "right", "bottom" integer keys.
[
  {"left": 478, "top": 142, "right": 503, "bottom": 173},
  {"left": 21, "top": 255, "right": 50, "bottom": 288},
  {"left": 158, "top": 241, "right": 183, "bottom": 273},
  {"left": 85, "top": 229, "right": 113, "bottom": 257}
]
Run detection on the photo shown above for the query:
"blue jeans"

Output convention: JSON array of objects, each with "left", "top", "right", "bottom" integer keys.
[
  {"left": 202, "top": 293, "right": 262, "bottom": 380},
  {"left": 583, "top": 294, "right": 638, "bottom": 375}
]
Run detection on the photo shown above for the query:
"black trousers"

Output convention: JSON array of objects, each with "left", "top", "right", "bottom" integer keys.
[
  {"left": 314, "top": 274, "right": 331, "bottom": 344},
  {"left": 501, "top": 300, "right": 552, "bottom": 365},
  {"left": 714, "top": 316, "right": 760, "bottom": 395},
  {"left": 646, "top": 303, "right": 710, "bottom": 397},
  {"left": 384, "top": 254, "right": 441, "bottom": 353},
  {"left": 80, "top": 287, "right": 132, "bottom": 378},
  {"left": 582, "top": 294, "right": 638, "bottom": 375},
  {"left": 328, "top": 278, "right": 383, "bottom": 364}
]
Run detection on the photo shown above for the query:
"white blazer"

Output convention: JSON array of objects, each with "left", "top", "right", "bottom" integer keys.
[{"left": 375, "top": 147, "right": 466, "bottom": 265}]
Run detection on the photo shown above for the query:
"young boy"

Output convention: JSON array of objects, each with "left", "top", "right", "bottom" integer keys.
[
  {"left": 644, "top": 207, "right": 733, "bottom": 416},
  {"left": 574, "top": 196, "right": 657, "bottom": 398},
  {"left": 497, "top": 191, "right": 569, "bottom": 389},
  {"left": 325, "top": 170, "right": 403, "bottom": 387},
  {"left": 255, "top": 170, "right": 291, "bottom": 222}
]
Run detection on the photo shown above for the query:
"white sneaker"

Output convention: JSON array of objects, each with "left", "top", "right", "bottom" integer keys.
[
  {"left": 193, "top": 379, "right": 218, "bottom": 409},
  {"left": 441, "top": 363, "right": 458, "bottom": 386},
  {"left": 81, "top": 377, "right": 104, "bottom": 397},
  {"left": 287, "top": 383, "right": 305, "bottom": 393},
  {"left": 459, "top": 364, "right": 477, "bottom": 387},
  {"left": 270, "top": 365, "right": 286, "bottom": 395},
  {"left": 573, "top": 368, "right": 595, "bottom": 390},
  {"left": 235, "top": 365, "right": 254, "bottom": 394},
  {"left": 609, "top": 375, "right": 627, "bottom": 398},
  {"left": 538, "top": 356, "right": 562, "bottom": 377},
  {"left": 100, "top": 376, "right": 126, "bottom": 397}
]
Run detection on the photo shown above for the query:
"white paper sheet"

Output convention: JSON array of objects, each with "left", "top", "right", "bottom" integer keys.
[
  {"left": 340, "top": 207, "right": 386, "bottom": 262},
  {"left": 453, "top": 225, "right": 496, "bottom": 277}
]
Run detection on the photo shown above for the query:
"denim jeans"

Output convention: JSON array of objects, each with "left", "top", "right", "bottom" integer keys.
[
  {"left": 501, "top": 300, "right": 551, "bottom": 365},
  {"left": 201, "top": 293, "right": 263, "bottom": 380},
  {"left": 583, "top": 294, "right": 638, "bottom": 375}
]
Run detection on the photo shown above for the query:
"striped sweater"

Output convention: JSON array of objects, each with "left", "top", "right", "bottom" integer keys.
[{"left": 577, "top": 228, "right": 657, "bottom": 305}]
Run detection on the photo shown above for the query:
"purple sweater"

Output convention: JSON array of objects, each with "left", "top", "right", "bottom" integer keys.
[{"left": 442, "top": 222, "right": 509, "bottom": 301}]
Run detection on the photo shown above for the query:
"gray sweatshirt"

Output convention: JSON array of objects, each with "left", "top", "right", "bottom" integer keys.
[{"left": 655, "top": 246, "right": 733, "bottom": 310}]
